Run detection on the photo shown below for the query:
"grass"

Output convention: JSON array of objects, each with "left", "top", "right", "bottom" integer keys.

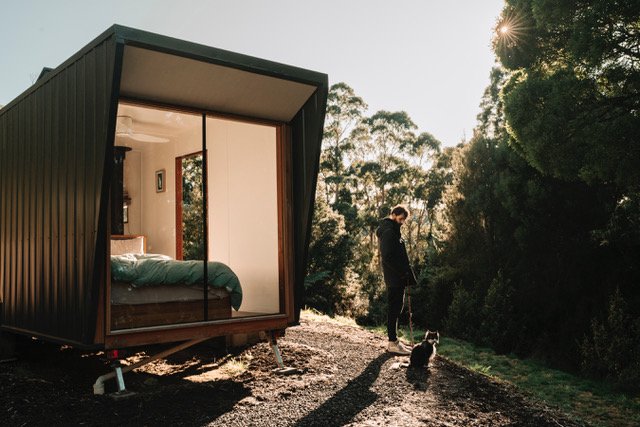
[
  {"left": 303, "top": 311, "right": 640, "bottom": 427},
  {"left": 435, "top": 336, "right": 640, "bottom": 427},
  {"left": 438, "top": 338, "right": 640, "bottom": 426},
  {"left": 222, "top": 357, "right": 250, "bottom": 376},
  {"left": 301, "top": 307, "right": 359, "bottom": 327}
]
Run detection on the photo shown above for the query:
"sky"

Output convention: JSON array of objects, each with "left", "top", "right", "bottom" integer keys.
[{"left": 0, "top": 0, "right": 506, "bottom": 147}]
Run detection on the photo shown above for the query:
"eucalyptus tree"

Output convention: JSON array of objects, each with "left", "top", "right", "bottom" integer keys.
[
  {"left": 305, "top": 83, "right": 366, "bottom": 316},
  {"left": 399, "top": 131, "right": 443, "bottom": 260},
  {"left": 311, "top": 83, "right": 449, "bottom": 323},
  {"left": 321, "top": 82, "right": 368, "bottom": 206},
  {"left": 352, "top": 112, "right": 417, "bottom": 216}
]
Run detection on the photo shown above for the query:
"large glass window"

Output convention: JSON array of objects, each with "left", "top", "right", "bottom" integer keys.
[
  {"left": 109, "top": 102, "right": 282, "bottom": 331},
  {"left": 206, "top": 117, "right": 281, "bottom": 317},
  {"left": 110, "top": 103, "right": 206, "bottom": 330}
]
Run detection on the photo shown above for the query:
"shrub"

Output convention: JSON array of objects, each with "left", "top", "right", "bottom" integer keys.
[
  {"left": 480, "top": 272, "right": 518, "bottom": 353},
  {"left": 581, "top": 288, "right": 640, "bottom": 391},
  {"left": 445, "top": 282, "right": 481, "bottom": 341}
]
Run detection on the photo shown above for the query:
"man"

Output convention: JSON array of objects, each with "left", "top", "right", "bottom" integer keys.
[{"left": 376, "top": 204, "right": 417, "bottom": 355}]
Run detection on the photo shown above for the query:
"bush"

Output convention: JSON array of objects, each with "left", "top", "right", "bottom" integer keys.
[
  {"left": 305, "top": 199, "right": 357, "bottom": 315},
  {"left": 480, "top": 272, "right": 519, "bottom": 353},
  {"left": 445, "top": 282, "right": 481, "bottom": 341},
  {"left": 355, "top": 269, "right": 387, "bottom": 326},
  {"left": 581, "top": 288, "right": 640, "bottom": 391}
]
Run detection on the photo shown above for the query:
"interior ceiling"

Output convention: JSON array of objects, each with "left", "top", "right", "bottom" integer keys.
[
  {"left": 119, "top": 46, "right": 317, "bottom": 123},
  {"left": 116, "top": 103, "right": 199, "bottom": 136}
]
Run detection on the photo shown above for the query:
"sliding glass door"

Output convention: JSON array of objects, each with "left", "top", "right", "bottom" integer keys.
[
  {"left": 206, "top": 117, "right": 281, "bottom": 317},
  {"left": 109, "top": 102, "right": 284, "bottom": 331}
]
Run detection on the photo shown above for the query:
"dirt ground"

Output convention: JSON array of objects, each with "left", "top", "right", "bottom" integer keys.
[{"left": 1, "top": 318, "right": 586, "bottom": 426}]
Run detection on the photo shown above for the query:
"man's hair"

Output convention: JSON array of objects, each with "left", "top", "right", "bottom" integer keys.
[{"left": 391, "top": 204, "right": 410, "bottom": 218}]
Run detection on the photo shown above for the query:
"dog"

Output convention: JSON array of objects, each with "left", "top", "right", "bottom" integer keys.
[{"left": 410, "top": 330, "right": 439, "bottom": 368}]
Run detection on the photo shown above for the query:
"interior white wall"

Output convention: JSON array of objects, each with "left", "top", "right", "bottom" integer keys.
[
  {"left": 123, "top": 150, "right": 142, "bottom": 235},
  {"left": 207, "top": 118, "right": 279, "bottom": 314},
  {"left": 118, "top": 104, "right": 281, "bottom": 315},
  {"left": 120, "top": 109, "right": 201, "bottom": 258},
  {"left": 141, "top": 141, "right": 176, "bottom": 256}
]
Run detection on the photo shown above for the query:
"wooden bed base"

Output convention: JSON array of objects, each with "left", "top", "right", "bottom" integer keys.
[{"left": 111, "top": 297, "right": 231, "bottom": 330}]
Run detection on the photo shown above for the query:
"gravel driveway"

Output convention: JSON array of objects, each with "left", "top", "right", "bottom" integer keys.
[{"left": 1, "top": 317, "right": 584, "bottom": 426}]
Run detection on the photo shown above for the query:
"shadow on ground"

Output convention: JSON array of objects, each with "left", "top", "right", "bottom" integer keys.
[
  {"left": 294, "top": 352, "right": 393, "bottom": 427},
  {"left": 2, "top": 338, "right": 252, "bottom": 426}
]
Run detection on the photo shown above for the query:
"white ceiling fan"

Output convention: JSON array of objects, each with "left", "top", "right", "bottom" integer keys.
[{"left": 116, "top": 115, "right": 169, "bottom": 143}]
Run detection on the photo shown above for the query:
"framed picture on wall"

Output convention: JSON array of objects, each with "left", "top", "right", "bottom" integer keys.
[{"left": 156, "top": 169, "right": 166, "bottom": 193}]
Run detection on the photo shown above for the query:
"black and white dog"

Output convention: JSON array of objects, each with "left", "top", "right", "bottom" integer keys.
[{"left": 410, "top": 330, "right": 439, "bottom": 368}]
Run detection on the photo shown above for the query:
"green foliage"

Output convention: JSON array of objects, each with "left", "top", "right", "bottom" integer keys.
[
  {"left": 303, "top": 0, "right": 640, "bottom": 406},
  {"left": 482, "top": 0, "right": 640, "bottom": 383},
  {"left": 480, "top": 272, "right": 518, "bottom": 353},
  {"left": 495, "top": 0, "right": 640, "bottom": 189},
  {"left": 181, "top": 154, "right": 205, "bottom": 260},
  {"left": 476, "top": 67, "right": 508, "bottom": 138},
  {"left": 356, "top": 269, "right": 387, "bottom": 326},
  {"left": 309, "top": 82, "right": 447, "bottom": 327},
  {"left": 581, "top": 288, "right": 640, "bottom": 391},
  {"left": 444, "top": 282, "right": 481, "bottom": 342},
  {"left": 306, "top": 197, "right": 358, "bottom": 316},
  {"left": 432, "top": 62, "right": 633, "bottom": 374},
  {"left": 438, "top": 336, "right": 640, "bottom": 427}
]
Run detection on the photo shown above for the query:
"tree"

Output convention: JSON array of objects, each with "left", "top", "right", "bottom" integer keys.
[
  {"left": 476, "top": 67, "right": 508, "bottom": 139},
  {"left": 489, "top": 2, "right": 640, "bottom": 379},
  {"left": 431, "top": 62, "right": 625, "bottom": 369},
  {"left": 321, "top": 83, "right": 368, "bottom": 207},
  {"left": 494, "top": 0, "right": 640, "bottom": 188},
  {"left": 181, "top": 154, "right": 205, "bottom": 260},
  {"left": 581, "top": 288, "right": 640, "bottom": 390},
  {"left": 308, "top": 82, "right": 448, "bottom": 325},
  {"left": 306, "top": 197, "right": 358, "bottom": 316},
  {"left": 349, "top": 110, "right": 421, "bottom": 256}
]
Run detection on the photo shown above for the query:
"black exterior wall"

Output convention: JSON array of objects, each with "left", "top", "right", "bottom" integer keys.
[
  {"left": 0, "top": 33, "right": 119, "bottom": 347},
  {"left": 290, "top": 91, "right": 327, "bottom": 324},
  {"left": 0, "top": 25, "right": 327, "bottom": 347}
]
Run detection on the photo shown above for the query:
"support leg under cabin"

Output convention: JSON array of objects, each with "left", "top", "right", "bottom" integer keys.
[
  {"left": 93, "top": 338, "right": 208, "bottom": 395},
  {"left": 267, "top": 330, "right": 298, "bottom": 375}
]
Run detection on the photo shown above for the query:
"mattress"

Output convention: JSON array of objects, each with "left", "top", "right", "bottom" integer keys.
[
  {"left": 111, "top": 282, "right": 229, "bottom": 305},
  {"left": 110, "top": 253, "right": 242, "bottom": 310}
]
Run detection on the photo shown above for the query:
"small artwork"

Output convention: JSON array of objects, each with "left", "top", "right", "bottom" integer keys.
[{"left": 155, "top": 169, "right": 166, "bottom": 193}]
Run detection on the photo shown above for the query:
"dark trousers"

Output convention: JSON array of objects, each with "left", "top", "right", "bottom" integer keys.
[{"left": 387, "top": 286, "right": 405, "bottom": 342}]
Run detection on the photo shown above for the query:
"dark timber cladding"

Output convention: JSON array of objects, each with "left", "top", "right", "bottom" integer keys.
[
  {"left": 0, "top": 33, "right": 118, "bottom": 346},
  {"left": 0, "top": 25, "right": 328, "bottom": 347}
]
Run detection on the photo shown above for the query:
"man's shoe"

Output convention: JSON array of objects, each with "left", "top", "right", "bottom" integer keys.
[{"left": 388, "top": 340, "right": 411, "bottom": 355}]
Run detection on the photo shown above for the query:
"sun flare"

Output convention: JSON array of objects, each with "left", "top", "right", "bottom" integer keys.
[{"left": 494, "top": 8, "right": 529, "bottom": 51}]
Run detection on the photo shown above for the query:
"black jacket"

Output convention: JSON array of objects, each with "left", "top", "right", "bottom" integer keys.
[{"left": 376, "top": 217, "right": 416, "bottom": 288}]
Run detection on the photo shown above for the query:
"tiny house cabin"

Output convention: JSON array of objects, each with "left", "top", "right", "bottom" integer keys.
[{"left": 0, "top": 25, "right": 327, "bottom": 352}]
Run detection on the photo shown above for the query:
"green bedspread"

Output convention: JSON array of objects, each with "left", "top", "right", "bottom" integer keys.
[{"left": 110, "top": 253, "right": 242, "bottom": 310}]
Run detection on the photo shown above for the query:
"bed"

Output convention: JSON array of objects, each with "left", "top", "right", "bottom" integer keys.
[{"left": 109, "top": 236, "right": 242, "bottom": 330}]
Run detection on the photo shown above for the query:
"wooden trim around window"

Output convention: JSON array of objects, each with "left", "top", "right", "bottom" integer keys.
[
  {"left": 175, "top": 157, "right": 184, "bottom": 260},
  {"left": 106, "top": 99, "right": 295, "bottom": 344},
  {"left": 175, "top": 151, "right": 205, "bottom": 261},
  {"left": 277, "top": 124, "right": 295, "bottom": 322}
]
